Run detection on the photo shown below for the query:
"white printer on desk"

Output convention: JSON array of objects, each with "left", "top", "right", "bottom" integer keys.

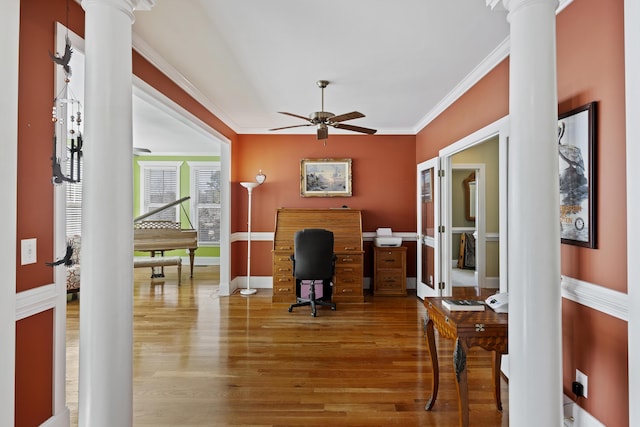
[{"left": 374, "top": 227, "right": 402, "bottom": 247}]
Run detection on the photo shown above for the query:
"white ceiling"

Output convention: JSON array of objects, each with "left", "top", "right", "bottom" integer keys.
[{"left": 131, "top": 0, "right": 511, "bottom": 140}]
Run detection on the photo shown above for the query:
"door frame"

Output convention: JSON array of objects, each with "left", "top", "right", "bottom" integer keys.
[
  {"left": 416, "top": 157, "right": 441, "bottom": 299},
  {"left": 439, "top": 116, "right": 509, "bottom": 294}
]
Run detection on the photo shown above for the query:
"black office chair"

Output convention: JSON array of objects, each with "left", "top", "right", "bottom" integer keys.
[{"left": 288, "top": 229, "right": 337, "bottom": 317}]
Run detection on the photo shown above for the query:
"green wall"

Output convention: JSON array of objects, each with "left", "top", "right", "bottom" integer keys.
[{"left": 133, "top": 155, "right": 220, "bottom": 259}]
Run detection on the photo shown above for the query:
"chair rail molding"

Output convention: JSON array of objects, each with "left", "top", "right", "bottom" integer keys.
[{"left": 561, "top": 275, "right": 628, "bottom": 322}]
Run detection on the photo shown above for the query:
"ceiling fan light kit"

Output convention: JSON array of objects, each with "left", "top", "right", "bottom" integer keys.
[{"left": 270, "top": 80, "right": 377, "bottom": 141}]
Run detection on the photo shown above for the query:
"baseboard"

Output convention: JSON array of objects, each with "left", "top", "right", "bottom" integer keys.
[
  {"left": 563, "top": 395, "right": 605, "bottom": 427},
  {"left": 40, "top": 408, "right": 70, "bottom": 427}
]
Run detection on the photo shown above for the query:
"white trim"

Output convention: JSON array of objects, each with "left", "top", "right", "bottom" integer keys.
[
  {"left": 131, "top": 75, "right": 232, "bottom": 298},
  {"left": 131, "top": 35, "right": 240, "bottom": 133},
  {"left": 415, "top": 38, "right": 511, "bottom": 133},
  {"left": 40, "top": 408, "right": 70, "bottom": 427},
  {"left": 132, "top": 79, "right": 224, "bottom": 154},
  {"left": 563, "top": 395, "right": 605, "bottom": 427},
  {"left": 625, "top": 2, "right": 640, "bottom": 424},
  {"left": 231, "top": 231, "right": 274, "bottom": 242},
  {"left": 561, "top": 276, "right": 629, "bottom": 322},
  {"left": 0, "top": 1, "right": 19, "bottom": 424},
  {"left": 416, "top": 0, "right": 574, "bottom": 134},
  {"left": 15, "top": 285, "right": 58, "bottom": 321}
]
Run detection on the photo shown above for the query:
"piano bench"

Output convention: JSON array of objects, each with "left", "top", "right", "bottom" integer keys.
[{"left": 133, "top": 256, "right": 182, "bottom": 285}]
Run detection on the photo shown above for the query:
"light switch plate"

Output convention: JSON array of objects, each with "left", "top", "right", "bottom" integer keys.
[{"left": 21, "top": 238, "right": 37, "bottom": 265}]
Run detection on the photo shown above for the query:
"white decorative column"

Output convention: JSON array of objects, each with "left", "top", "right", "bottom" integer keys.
[
  {"left": 79, "top": 1, "right": 154, "bottom": 426},
  {"left": 0, "top": 1, "right": 19, "bottom": 426},
  {"left": 625, "top": 1, "right": 640, "bottom": 425},
  {"left": 502, "top": 0, "right": 563, "bottom": 426}
]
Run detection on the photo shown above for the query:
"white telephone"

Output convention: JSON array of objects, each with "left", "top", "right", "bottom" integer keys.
[{"left": 485, "top": 292, "right": 509, "bottom": 313}]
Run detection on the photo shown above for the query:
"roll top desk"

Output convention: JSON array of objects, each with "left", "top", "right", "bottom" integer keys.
[{"left": 272, "top": 208, "right": 364, "bottom": 303}]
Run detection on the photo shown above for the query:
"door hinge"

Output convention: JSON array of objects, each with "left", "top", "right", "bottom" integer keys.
[
  {"left": 438, "top": 225, "right": 445, "bottom": 233},
  {"left": 438, "top": 282, "right": 445, "bottom": 290},
  {"left": 438, "top": 169, "right": 445, "bottom": 177}
]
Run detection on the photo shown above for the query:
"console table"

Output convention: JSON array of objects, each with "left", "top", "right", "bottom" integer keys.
[
  {"left": 272, "top": 208, "right": 364, "bottom": 303},
  {"left": 423, "top": 297, "right": 508, "bottom": 427}
]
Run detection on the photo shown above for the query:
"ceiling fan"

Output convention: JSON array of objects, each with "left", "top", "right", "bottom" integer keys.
[{"left": 269, "top": 80, "right": 377, "bottom": 140}]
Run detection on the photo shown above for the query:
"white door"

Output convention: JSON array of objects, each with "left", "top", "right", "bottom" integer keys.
[{"left": 416, "top": 157, "right": 442, "bottom": 299}]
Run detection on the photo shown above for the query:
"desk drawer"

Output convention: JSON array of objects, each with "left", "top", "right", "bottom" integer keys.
[
  {"left": 375, "top": 250, "right": 404, "bottom": 268},
  {"left": 333, "top": 283, "right": 363, "bottom": 302},
  {"left": 375, "top": 271, "right": 404, "bottom": 290}
]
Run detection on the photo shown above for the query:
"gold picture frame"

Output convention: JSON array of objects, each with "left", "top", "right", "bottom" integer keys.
[{"left": 300, "top": 158, "right": 352, "bottom": 197}]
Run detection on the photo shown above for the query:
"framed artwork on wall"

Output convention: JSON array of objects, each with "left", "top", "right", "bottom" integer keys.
[
  {"left": 300, "top": 158, "right": 352, "bottom": 197},
  {"left": 558, "top": 101, "right": 597, "bottom": 248}
]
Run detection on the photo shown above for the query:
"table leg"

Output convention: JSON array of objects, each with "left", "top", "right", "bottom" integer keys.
[
  {"left": 492, "top": 351, "right": 503, "bottom": 411},
  {"left": 453, "top": 338, "right": 469, "bottom": 427},
  {"left": 424, "top": 317, "right": 439, "bottom": 411}
]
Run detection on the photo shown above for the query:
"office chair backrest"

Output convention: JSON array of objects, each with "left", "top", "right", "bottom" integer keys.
[{"left": 293, "top": 229, "right": 335, "bottom": 280}]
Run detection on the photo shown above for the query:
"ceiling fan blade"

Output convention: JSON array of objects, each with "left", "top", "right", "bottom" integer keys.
[
  {"left": 277, "top": 111, "right": 311, "bottom": 122},
  {"left": 333, "top": 123, "right": 378, "bottom": 135},
  {"left": 269, "top": 123, "right": 314, "bottom": 131},
  {"left": 329, "top": 111, "right": 365, "bottom": 123},
  {"left": 317, "top": 125, "right": 328, "bottom": 140}
]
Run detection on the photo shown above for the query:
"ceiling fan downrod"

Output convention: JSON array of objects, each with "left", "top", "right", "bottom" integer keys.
[{"left": 317, "top": 80, "right": 329, "bottom": 113}]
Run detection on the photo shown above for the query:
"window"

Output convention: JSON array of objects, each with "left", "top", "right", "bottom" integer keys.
[
  {"left": 66, "top": 162, "right": 82, "bottom": 238},
  {"left": 139, "top": 162, "right": 182, "bottom": 222},
  {"left": 189, "top": 162, "right": 221, "bottom": 245}
]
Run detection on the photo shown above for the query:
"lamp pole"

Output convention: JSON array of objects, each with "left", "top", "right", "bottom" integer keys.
[{"left": 240, "top": 181, "right": 259, "bottom": 295}]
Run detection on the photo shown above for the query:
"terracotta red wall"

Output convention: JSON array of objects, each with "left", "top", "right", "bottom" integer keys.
[
  {"left": 232, "top": 133, "right": 417, "bottom": 278},
  {"left": 16, "top": 0, "right": 85, "bottom": 424},
  {"left": 15, "top": 310, "right": 54, "bottom": 427},
  {"left": 416, "top": 59, "right": 509, "bottom": 163},
  {"left": 557, "top": 0, "right": 628, "bottom": 425},
  {"left": 557, "top": 0, "right": 627, "bottom": 293},
  {"left": 416, "top": 0, "right": 628, "bottom": 425}
]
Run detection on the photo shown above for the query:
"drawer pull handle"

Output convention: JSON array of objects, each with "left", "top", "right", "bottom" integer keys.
[
  {"left": 278, "top": 278, "right": 291, "bottom": 282},
  {"left": 278, "top": 288, "right": 291, "bottom": 292},
  {"left": 341, "top": 258, "right": 353, "bottom": 262},
  {"left": 344, "top": 246, "right": 356, "bottom": 251},
  {"left": 277, "top": 246, "right": 292, "bottom": 251},
  {"left": 341, "top": 288, "right": 353, "bottom": 293},
  {"left": 384, "top": 259, "right": 395, "bottom": 263},
  {"left": 278, "top": 268, "right": 291, "bottom": 272},
  {"left": 278, "top": 257, "right": 290, "bottom": 262},
  {"left": 341, "top": 268, "right": 353, "bottom": 272}
]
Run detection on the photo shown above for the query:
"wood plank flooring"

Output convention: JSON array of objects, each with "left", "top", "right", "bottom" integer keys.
[{"left": 66, "top": 267, "right": 508, "bottom": 426}]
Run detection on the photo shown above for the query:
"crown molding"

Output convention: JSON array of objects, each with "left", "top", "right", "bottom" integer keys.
[{"left": 131, "top": 33, "right": 241, "bottom": 133}]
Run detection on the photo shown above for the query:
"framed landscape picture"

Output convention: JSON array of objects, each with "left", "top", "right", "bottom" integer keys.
[
  {"left": 300, "top": 158, "right": 352, "bottom": 197},
  {"left": 558, "top": 101, "right": 597, "bottom": 248}
]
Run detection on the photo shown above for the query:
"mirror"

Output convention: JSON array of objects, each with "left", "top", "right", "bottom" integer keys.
[{"left": 463, "top": 171, "right": 476, "bottom": 221}]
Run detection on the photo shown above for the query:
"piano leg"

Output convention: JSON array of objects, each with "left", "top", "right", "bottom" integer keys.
[{"left": 188, "top": 248, "right": 195, "bottom": 278}]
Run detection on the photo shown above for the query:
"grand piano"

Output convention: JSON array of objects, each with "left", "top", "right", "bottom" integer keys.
[{"left": 134, "top": 196, "right": 198, "bottom": 277}]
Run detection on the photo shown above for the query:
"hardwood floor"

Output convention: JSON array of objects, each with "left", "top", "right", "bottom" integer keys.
[{"left": 66, "top": 267, "right": 508, "bottom": 426}]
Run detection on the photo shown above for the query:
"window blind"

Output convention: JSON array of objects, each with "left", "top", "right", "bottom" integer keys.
[
  {"left": 143, "top": 167, "right": 179, "bottom": 221},
  {"left": 193, "top": 167, "right": 221, "bottom": 244}
]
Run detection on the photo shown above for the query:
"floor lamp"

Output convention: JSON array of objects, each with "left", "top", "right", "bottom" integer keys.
[{"left": 240, "top": 171, "right": 266, "bottom": 295}]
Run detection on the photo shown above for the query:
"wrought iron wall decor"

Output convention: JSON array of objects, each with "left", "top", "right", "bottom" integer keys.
[{"left": 51, "top": 35, "right": 83, "bottom": 184}]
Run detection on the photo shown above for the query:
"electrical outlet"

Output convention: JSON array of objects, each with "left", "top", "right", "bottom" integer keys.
[
  {"left": 575, "top": 369, "right": 588, "bottom": 398},
  {"left": 21, "top": 238, "right": 37, "bottom": 265}
]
